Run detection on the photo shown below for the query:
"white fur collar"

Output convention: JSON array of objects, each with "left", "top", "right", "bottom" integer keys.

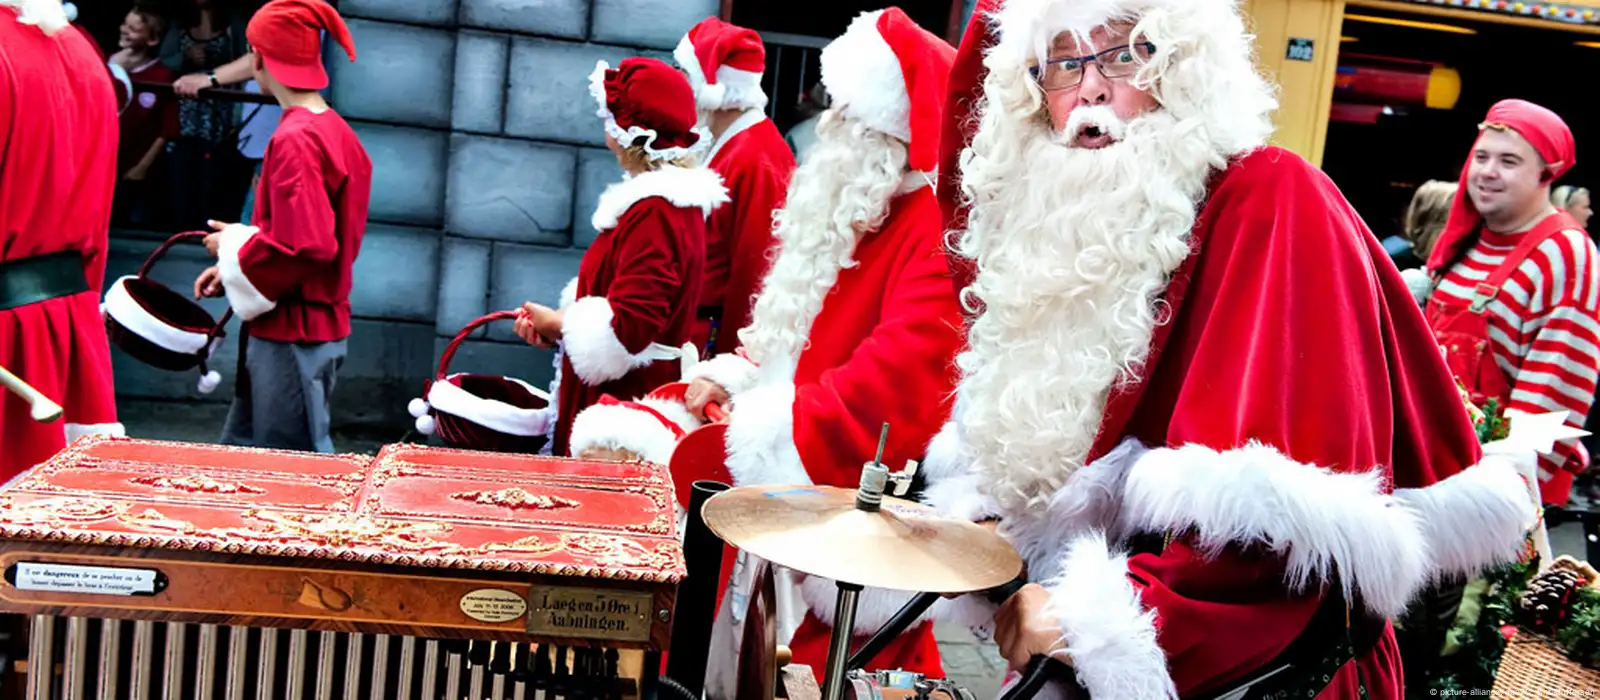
[
  {"left": 589, "top": 166, "right": 731, "bottom": 232},
  {"left": 3, "top": 0, "right": 69, "bottom": 33}
]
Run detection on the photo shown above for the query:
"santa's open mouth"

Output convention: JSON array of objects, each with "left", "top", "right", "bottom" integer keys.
[{"left": 1075, "top": 124, "right": 1115, "bottom": 148}]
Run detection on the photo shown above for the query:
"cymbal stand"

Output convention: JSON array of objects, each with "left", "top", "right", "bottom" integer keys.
[{"left": 821, "top": 425, "right": 901, "bottom": 700}]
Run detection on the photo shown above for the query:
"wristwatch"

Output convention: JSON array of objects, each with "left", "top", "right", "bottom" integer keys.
[{"left": 207, "top": 72, "right": 219, "bottom": 88}]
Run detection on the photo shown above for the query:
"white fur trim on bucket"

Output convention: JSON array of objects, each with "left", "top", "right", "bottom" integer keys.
[
  {"left": 102, "top": 276, "right": 213, "bottom": 355},
  {"left": 420, "top": 375, "right": 554, "bottom": 437}
]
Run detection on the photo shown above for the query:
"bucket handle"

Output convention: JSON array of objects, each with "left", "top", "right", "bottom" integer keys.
[
  {"left": 432, "top": 310, "right": 524, "bottom": 385},
  {"left": 137, "top": 231, "right": 236, "bottom": 342}
]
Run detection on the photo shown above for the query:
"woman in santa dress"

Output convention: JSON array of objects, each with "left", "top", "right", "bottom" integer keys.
[{"left": 514, "top": 57, "right": 727, "bottom": 458}]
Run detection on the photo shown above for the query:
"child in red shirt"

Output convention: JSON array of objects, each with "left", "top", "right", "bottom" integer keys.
[
  {"left": 109, "top": 5, "right": 176, "bottom": 183},
  {"left": 193, "top": 0, "right": 370, "bottom": 452}
]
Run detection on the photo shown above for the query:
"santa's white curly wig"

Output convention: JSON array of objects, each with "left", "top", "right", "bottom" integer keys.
[
  {"left": 951, "top": 0, "right": 1279, "bottom": 512},
  {"left": 738, "top": 109, "right": 908, "bottom": 378}
]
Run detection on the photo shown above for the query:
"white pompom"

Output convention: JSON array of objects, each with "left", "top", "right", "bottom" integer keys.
[
  {"left": 197, "top": 370, "right": 222, "bottom": 394},
  {"left": 63, "top": 3, "right": 77, "bottom": 21},
  {"left": 415, "top": 414, "right": 436, "bottom": 436},
  {"left": 408, "top": 397, "right": 430, "bottom": 419}
]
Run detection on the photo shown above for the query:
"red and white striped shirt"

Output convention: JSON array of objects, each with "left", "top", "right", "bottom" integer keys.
[{"left": 1433, "top": 223, "right": 1600, "bottom": 495}]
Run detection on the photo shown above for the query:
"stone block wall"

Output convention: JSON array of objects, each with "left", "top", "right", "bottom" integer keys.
[{"left": 106, "top": 0, "right": 716, "bottom": 437}]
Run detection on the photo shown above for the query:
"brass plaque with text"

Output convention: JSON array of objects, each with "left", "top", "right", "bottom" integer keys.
[{"left": 526, "top": 585, "right": 653, "bottom": 643}]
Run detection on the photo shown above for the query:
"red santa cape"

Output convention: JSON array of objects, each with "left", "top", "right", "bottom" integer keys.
[
  {"left": 674, "top": 18, "right": 795, "bottom": 356},
  {"left": 917, "top": 0, "right": 1539, "bottom": 697},
  {"left": 1, "top": 0, "right": 124, "bottom": 480},
  {"left": 572, "top": 8, "right": 962, "bottom": 682}
]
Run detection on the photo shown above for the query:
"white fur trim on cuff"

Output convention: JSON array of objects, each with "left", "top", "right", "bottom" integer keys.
[
  {"left": 568, "top": 402, "right": 681, "bottom": 465},
  {"left": 798, "top": 575, "right": 929, "bottom": 636},
  {"left": 590, "top": 166, "right": 730, "bottom": 232},
  {"left": 561, "top": 297, "right": 658, "bottom": 385},
  {"left": 1043, "top": 533, "right": 1178, "bottom": 700},
  {"left": 215, "top": 224, "right": 276, "bottom": 321},
  {"left": 426, "top": 376, "right": 553, "bottom": 437},
  {"left": 65, "top": 422, "right": 126, "bottom": 442},
  {"left": 1119, "top": 442, "right": 1428, "bottom": 618},
  {"left": 1393, "top": 454, "right": 1535, "bottom": 581},
  {"left": 103, "top": 276, "right": 211, "bottom": 354},
  {"left": 820, "top": 10, "right": 911, "bottom": 143},
  {"left": 558, "top": 276, "right": 579, "bottom": 310},
  {"left": 724, "top": 382, "right": 807, "bottom": 486},
  {"left": 686, "top": 352, "right": 761, "bottom": 396}
]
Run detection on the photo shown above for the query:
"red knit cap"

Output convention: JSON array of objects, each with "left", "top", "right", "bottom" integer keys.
[
  {"left": 589, "top": 57, "right": 702, "bottom": 161},
  {"left": 246, "top": 0, "right": 356, "bottom": 91}
]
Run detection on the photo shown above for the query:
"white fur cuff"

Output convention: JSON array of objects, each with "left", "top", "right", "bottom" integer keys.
[
  {"left": 558, "top": 276, "right": 579, "bottom": 310},
  {"left": 686, "top": 353, "right": 760, "bottom": 396},
  {"left": 215, "top": 224, "right": 276, "bottom": 321},
  {"left": 1119, "top": 442, "right": 1428, "bottom": 618},
  {"left": 65, "top": 423, "right": 126, "bottom": 442},
  {"left": 1393, "top": 454, "right": 1535, "bottom": 581},
  {"left": 1043, "top": 533, "right": 1178, "bottom": 700},
  {"left": 562, "top": 296, "right": 657, "bottom": 385},
  {"left": 724, "top": 382, "right": 806, "bottom": 486}
]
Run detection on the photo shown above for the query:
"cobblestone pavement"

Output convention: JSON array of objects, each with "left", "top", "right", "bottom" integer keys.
[{"left": 935, "top": 621, "right": 1007, "bottom": 698}]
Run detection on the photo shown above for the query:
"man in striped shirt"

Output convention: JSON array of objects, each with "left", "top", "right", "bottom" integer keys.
[{"left": 1425, "top": 99, "right": 1600, "bottom": 505}]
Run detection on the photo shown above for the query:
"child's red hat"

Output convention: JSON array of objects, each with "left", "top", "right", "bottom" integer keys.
[{"left": 245, "top": 0, "right": 356, "bottom": 91}]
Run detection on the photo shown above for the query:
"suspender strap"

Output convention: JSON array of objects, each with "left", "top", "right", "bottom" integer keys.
[{"left": 1469, "top": 213, "right": 1581, "bottom": 313}]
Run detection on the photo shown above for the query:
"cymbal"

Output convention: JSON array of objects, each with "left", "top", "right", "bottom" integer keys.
[{"left": 700, "top": 485, "right": 1022, "bottom": 593}]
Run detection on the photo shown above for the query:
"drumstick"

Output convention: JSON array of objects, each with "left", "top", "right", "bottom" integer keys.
[{"left": 0, "top": 365, "right": 64, "bottom": 423}]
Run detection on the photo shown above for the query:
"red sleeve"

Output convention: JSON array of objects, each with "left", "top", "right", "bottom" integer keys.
[
  {"left": 603, "top": 202, "right": 687, "bottom": 355},
  {"left": 237, "top": 134, "right": 338, "bottom": 300},
  {"left": 792, "top": 202, "right": 964, "bottom": 485},
  {"left": 1121, "top": 150, "right": 1481, "bottom": 694},
  {"left": 720, "top": 163, "right": 789, "bottom": 348}
]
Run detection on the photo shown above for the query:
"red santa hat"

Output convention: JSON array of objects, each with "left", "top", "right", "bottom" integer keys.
[
  {"left": 589, "top": 57, "right": 703, "bottom": 162},
  {"left": 246, "top": 0, "right": 356, "bottom": 91},
  {"left": 102, "top": 233, "right": 231, "bottom": 394},
  {"left": 409, "top": 311, "right": 555, "bottom": 453},
  {"left": 1426, "top": 99, "right": 1578, "bottom": 273},
  {"left": 819, "top": 8, "right": 956, "bottom": 174},
  {"left": 673, "top": 17, "right": 768, "bottom": 112}
]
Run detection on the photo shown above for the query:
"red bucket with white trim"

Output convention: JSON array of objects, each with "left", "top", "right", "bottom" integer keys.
[
  {"left": 408, "top": 311, "right": 553, "bottom": 453},
  {"left": 102, "top": 232, "right": 233, "bottom": 394}
]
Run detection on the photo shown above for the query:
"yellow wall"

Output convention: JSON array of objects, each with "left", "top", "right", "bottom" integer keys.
[{"left": 1246, "top": 0, "right": 1346, "bottom": 166}]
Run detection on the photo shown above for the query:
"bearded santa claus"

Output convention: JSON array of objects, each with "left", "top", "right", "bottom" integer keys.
[
  {"left": 919, "top": 0, "right": 1542, "bottom": 698},
  {"left": 570, "top": 7, "right": 963, "bottom": 684},
  {"left": 1, "top": 0, "right": 124, "bottom": 480}
]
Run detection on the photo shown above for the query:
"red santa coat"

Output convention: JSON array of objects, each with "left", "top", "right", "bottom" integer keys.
[
  {"left": 0, "top": 8, "right": 124, "bottom": 480},
  {"left": 551, "top": 166, "right": 726, "bottom": 457},
  {"left": 216, "top": 107, "right": 372, "bottom": 343},
  {"left": 696, "top": 112, "right": 795, "bottom": 356},
  {"left": 921, "top": 147, "right": 1536, "bottom": 699},
  {"left": 570, "top": 182, "right": 965, "bottom": 678}
]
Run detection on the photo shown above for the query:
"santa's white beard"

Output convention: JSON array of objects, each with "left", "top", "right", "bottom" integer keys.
[
  {"left": 738, "top": 111, "right": 907, "bottom": 378},
  {"left": 953, "top": 106, "right": 1226, "bottom": 513}
]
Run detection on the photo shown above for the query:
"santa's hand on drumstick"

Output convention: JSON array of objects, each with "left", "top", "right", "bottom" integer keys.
[{"left": 684, "top": 377, "right": 730, "bottom": 422}]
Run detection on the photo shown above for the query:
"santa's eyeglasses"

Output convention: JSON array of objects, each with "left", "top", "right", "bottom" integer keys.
[{"left": 1029, "top": 41, "right": 1157, "bottom": 92}]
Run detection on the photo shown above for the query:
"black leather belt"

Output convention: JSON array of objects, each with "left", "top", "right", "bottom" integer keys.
[
  {"left": 0, "top": 252, "right": 89, "bottom": 311},
  {"left": 697, "top": 305, "right": 722, "bottom": 320}
]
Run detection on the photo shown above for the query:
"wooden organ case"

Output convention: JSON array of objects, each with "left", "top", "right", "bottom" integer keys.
[{"left": 0, "top": 437, "right": 686, "bottom": 700}]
